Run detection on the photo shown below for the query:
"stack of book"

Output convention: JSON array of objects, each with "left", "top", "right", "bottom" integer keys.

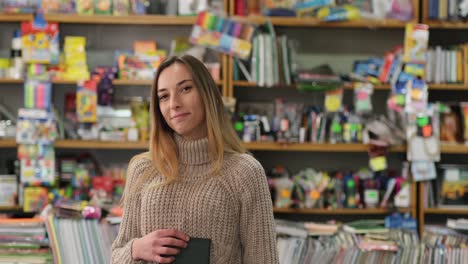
[
  {"left": 234, "top": 23, "right": 294, "bottom": 87},
  {"left": 425, "top": 45, "right": 468, "bottom": 84},
  {"left": 45, "top": 215, "right": 114, "bottom": 264},
  {"left": 422, "top": 225, "right": 468, "bottom": 263},
  {"left": 276, "top": 219, "right": 419, "bottom": 263},
  {"left": 0, "top": 218, "right": 52, "bottom": 263},
  {"left": 427, "top": 0, "right": 468, "bottom": 21}
]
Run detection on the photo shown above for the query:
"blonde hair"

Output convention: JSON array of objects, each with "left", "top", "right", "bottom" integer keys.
[{"left": 130, "top": 55, "right": 246, "bottom": 195}]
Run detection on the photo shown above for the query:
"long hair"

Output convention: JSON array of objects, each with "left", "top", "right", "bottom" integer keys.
[{"left": 130, "top": 55, "right": 246, "bottom": 194}]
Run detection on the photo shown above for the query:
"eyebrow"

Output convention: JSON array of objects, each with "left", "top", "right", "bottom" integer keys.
[{"left": 158, "top": 79, "right": 193, "bottom": 93}]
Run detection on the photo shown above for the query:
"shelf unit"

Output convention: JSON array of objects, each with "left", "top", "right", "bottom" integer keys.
[
  {"left": 273, "top": 207, "right": 413, "bottom": 215},
  {"left": 0, "top": 14, "right": 196, "bottom": 25},
  {"left": 421, "top": 0, "right": 468, "bottom": 29},
  {"left": 228, "top": 0, "right": 419, "bottom": 28},
  {"left": 232, "top": 81, "right": 468, "bottom": 91},
  {"left": 0, "top": 78, "right": 222, "bottom": 87},
  {"left": 230, "top": 16, "right": 412, "bottom": 28},
  {"left": 2, "top": 138, "right": 468, "bottom": 155},
  {"left": 418, "top": 182, "right": 468, "bottom": 235}
]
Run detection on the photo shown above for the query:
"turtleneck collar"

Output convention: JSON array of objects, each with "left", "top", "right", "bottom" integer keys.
[{"left": 174, "top": 133, "right": 212, "bottom": 165}]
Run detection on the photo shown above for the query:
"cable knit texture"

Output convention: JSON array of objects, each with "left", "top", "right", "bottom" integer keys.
[{"left": 111, "top": 134, "right": 279, "bottom": 264}]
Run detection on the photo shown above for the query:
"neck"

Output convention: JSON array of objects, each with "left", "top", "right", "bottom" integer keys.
[{"left": 174, "top": 133, "right": 211, "bottom": 165}]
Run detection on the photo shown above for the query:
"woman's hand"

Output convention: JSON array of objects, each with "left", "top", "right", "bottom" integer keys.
[{"left": 132, "top": 229, "right": 190, "bottom": 263}]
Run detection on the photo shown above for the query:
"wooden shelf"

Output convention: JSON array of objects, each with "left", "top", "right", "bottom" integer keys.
[
  {"left": 2, "top": 140, "right": 467, "bottom": 153},
  {"left": 0, "top": 14, "right": 196, "bottom": 25},
  {"left": 0, "top": 79, "right": 222, "bottom": 86},
  {"left": 0, "top": 14, "right": 32, "bottom": 22},
  {"left": 231, "top": 16, "right": 410, "bottom": 28},
  {"left": 424, "top": 208, "right": 468, "bottom": 214},
  {"left": 0, "top": 139, "right": 16, "bottom": 148},
  {"left": 426, "top": 20, "right": 468, "bottom": 29},
  {"left": 273, "top": 207, "right": 412, "bottom": 214},
  {"left": 54, "top": 140, "right": 148, "bottom": 150},
  {"left": 233, "top": 81, "right": 468, "bottom": 91},
  {"left": 428, "top": 83, "right": 468, "bottom": 91},
  {"left": 0, "top": 206, "right": 23, "bottom": 211},
  {"left": 0, "top": 78, "right": 23, "bottom": 84},
  {"left": 440, "top": 144, "right": 468, "bottom": 154},
  {"left": 244, "top": 142, "right": 406, "bottom": 152}
]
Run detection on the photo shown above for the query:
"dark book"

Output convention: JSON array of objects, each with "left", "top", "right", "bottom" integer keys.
[{"left": 174, "top": 238, "right": 211, "bottom": 264}]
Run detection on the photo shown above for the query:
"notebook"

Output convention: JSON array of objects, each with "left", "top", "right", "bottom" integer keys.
[{"left": 174, "top": 237, "right": 211, "bottom": 264}]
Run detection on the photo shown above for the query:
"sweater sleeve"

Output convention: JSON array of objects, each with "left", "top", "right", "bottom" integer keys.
[
  {"left": 238, "top": 155, "right": 279, "bottom": 264},
  {"left": 111, "top": 154, "right": 150, "bottom": 264}
]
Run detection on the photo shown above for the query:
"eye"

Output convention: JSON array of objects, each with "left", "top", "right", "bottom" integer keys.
[
  {"left": 181, "top": 86, "right": 192, "bottom": 93},
  {"left": 158, "top": 94, "right": 168, "bottom": 101}
]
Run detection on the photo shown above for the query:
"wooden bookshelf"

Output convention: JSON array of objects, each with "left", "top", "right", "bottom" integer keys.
[
  {"left": 0, "top": 78, "right": 23, "bottom": 84},
  {"left": 424, "top": 208, "right": 468, "bottom": 214},
  {"left": 425, "top": 20, "right": 468, "bottom": 29},
  {"left": 244, "top": 142, "right": 407, "bottom": 152},
  {"left": 0, "top": 139, "right": 16, "bottom": 148},
  {"left": 0, "top": 79, "right": 222, "bottom": 86},
  {"left": 429, "top": 83, "right": 468, "bottom": 91},
  {"left": 273, "top": 207, "right": 412, "bottom": 215},
  {"left": 0, "top": 14, "right": 196, "bottom": 25},
  {"left": 0, "top": 14, "right": 31, "bottom": 22},
  {"left": 3, "top": 139, "right": 468, "bottom": 154},
  {"left": 0, "top": 206, "right": 23, "bottom": 211},
  {"left": 440, "top": 144, "right": 468, "bottom": 154},
  {"left": 419, "top": 180, "right": 468, "bottom": 234},
  {"left": 231, "top": 15, "right": 410, "bottom": 28},
  {"left": 232, "top": 81, "right": 468, "bottom": 91},
  {"left": 54, "top": 140, "right": 148, "bottom": 150}
]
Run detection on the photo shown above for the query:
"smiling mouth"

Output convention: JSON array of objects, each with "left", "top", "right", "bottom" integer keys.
[{"left": 171, "top": 113, "right": 190, "bottom": 120}]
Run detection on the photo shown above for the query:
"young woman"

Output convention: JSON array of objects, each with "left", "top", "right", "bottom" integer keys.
[{"left": 111, "top": 55, "right": 278, "bottom": 264}]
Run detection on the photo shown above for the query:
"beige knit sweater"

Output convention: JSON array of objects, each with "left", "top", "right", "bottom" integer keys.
[{"left": 111, "top": 135, "right": 279, "bottom": 264}]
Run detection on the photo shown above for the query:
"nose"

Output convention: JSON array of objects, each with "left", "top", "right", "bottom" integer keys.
[{"left": 169, "top": 92, "right": 181, "bottom": 110}]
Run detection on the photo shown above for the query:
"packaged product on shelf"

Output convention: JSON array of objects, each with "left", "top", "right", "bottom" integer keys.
[
  {"left": 274, "top": 177, "right": 294, "bottom": 208},
  {"left": 354, "top": 82, "right": 373, "bottom": 114},
  {"left": 18, "top": 144, "right": 55, "bottom": 185},
  {"left": 178, "top": 0, "right": 207, "bottom": 15},
  {"left": 130, "top": 0, "right": 146, "bottom": 14},
  {"left": 317, "top": 4, "right": 360, "bottom": 21},
  {"left": 76, "top": 0, "right": 94, "bottom": 14},
  {"left": 0, "top": 175, "right": 18, "bottom": 206},
  {"left": 403, "top": 23, "right": 429, "bottom": 65},
  {"left": 23, "top": 186, "right": 49, "bottom": 212},
  {"left": 324, "top": 88, "right": 343, "bottom": 112},
  {"left": 462, "top": 102, "right": 468, "bottom": 144},
  {"left": 0, "top": 59, "right": 10, "bottom": 79},
  {"left": 40, "top": 0, "right": 76, "bottom": 13},
  {"left": 21, "top": 15, "right": 60, "bottom": 64},
  {"left": 190, "top": 10, "right": 255, "bottom": 59},
  {"left": 24, "top": 79, "right": 52, "bottom": 110},
  {"left": 440, "top": 103, "right": 464, "bottom": 144},
  {"left": 387, "top": 0, "right": 413, "bottom": 21},
  {"left": 76, "top": 80, "right": 97, "bottom": 123},
  {"left": 113, "top": 0, "right": 129, "bottom": 15},
  {"left": 94, "top": 0, "right": 112, "bottom": 15},
  {"left": 130, "top": 97, "right": 149, "bottom": 141},
  {"left": 9, "top": 29, "right": 24, "bottom": 80},
  {"left": 438, "top": 165, "right": 468, "bottom": 208},
  {"left": 16, "top": 108, "right": 57, "bottom": 145},
  {"left": 2, "top": 0, "right": 38, "bottom": 13},
  {"left": 63, "top": 36, "right": 90, "bottom": 81}
]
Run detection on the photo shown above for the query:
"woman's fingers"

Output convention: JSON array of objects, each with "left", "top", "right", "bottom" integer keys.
[
  {"left": 154, "top": 229, "right": 190, "bottom": 242},
  {"left": 154, "top": 245, "right": 180, "bottom": 256},
  {"left": 153, "top": 254, "right": 175, "bottom": 264},
  {"left": 157, "top": 237, "right": 188, "bottom": 249}
]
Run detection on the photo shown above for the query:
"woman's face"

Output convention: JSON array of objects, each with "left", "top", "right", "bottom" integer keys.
[{"left": 157, "top": 63, "right": 207, "bottom": 140}]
